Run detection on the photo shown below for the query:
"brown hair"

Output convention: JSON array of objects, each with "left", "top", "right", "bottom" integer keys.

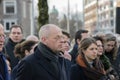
[
  {"left": 10, "top": 25, "right": 23, "bottom": 33},
  {"left": 78, "top": 37, "right": 97, "bottom": 54},
  {"left": 14, "top": 40, "right": 37, "bottom": 59}
]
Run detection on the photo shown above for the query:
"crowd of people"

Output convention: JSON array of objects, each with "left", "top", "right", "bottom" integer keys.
[{"left": 0, "top": 23, "right": 120, "bottom": 80}]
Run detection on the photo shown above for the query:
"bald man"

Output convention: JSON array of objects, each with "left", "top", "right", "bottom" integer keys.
[
  {"left": 15, "top": 24, "right": 68, "bottom": 80},
  {"left": 26, "top": 35, "right": 39, "bottom": 42},
  {"left": 0, "top": 24, "right": 10, "bottom": 80}
]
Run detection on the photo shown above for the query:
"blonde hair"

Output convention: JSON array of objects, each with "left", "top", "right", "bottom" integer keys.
[{"left": 104, "top": 33, "right": 118, "bottom": 60}]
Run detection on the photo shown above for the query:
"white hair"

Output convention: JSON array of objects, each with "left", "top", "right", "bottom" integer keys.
[
  {"left": 26, "top": 35, "right": 39, "bottom": 42},
  {"left": 39, "top": 24, "right": 60, "bottom": 41}
]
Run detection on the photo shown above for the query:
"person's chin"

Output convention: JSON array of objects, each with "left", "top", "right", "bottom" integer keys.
[{"left": 14, "top": 40, "right": 20, "bottom": 43}]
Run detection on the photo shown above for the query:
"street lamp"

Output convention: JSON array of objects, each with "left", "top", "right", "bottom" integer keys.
[
  {"left": 67, "top": 0, "right": 70, "bottom": 33},
  {"left": 30, "top": 0, "right": 34, "bottom": 35}
]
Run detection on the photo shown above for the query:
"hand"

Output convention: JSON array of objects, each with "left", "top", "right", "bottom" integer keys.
[{"left": 63, "top": 51, "right": 71, "bottom": 61}]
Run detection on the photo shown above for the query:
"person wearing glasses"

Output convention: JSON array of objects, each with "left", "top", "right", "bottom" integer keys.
[
  {"left": 93, "top": 36, "right": 119, "bottom": 80},
  {"left": 0, "top": 24, "right": 10, "bottom": 80}
]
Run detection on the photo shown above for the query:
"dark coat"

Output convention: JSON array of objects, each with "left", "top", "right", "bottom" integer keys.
[
  {"left": 64, "top": 59, "right": 71, "bottom": 80},
  {"left": 100, "top": 54, "right": 119, "bottom": 80},
  {"left": 70, "top": 44, "right": 78, "bottom": 64},
  {"left": 5, "top": 38, "right": 24, "bottom": 69},
  {"left": 70, "top": 55, "right": 106, "bottom": 80},
  {"left": 0, "top": 53, "right": 10, "bottom": 80},
  {"left": 70, "top": 64, "right": 87, "bottom": 80},
  {"left": 70, "top": 64, "right": 109, "bottom": 80},
  {"left": 15, "top": 43, "right": 68, "bottom": 80},
  {"left": 104, "top": 51, "right": 115, "bottom": 65},
  {"left": 11, "top": 64, "right": 18, "bottom": 80},
  {"left": 114, "top": 47, "right": 120, "bottom": 78}
]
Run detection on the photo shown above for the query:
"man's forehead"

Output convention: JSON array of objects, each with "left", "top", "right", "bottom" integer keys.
[
  {"left": 0, "top": 25, "right": 4, "bottom": 30},
  {"left": 11, "top": 28, "right": 22, "bottom": 32},
  {"left": 0, "top": 27, "right": 4, "bottom": 32},
  {"left": 0, "top": 29, "right": 4, "bottom": 35}
]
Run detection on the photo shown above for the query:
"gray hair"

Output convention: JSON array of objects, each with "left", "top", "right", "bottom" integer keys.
[
  {"left": 26, "top": 35, "right": 39, "bottom": 42},
  {"left": 39, "top": 24, "right": 60, "bottom": 41}
]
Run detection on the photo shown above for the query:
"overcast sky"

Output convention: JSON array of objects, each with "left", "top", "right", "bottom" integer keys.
[
  {"left": 48, "top": 0, "right": 83, "bottom": 12},
  {"left": 34, "top": 0, "right": 83, "bottom": 16}
]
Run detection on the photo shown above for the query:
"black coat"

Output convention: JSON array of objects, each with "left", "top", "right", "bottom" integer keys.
[
  {"left": 70, "top": 44, "right": 78, "bottom": 64},
  {"left": 15, "top": 43, "right": 68, "bottom": 80},
  {"left": 114, "top": 47, "right": 120, "bottom": 78},
  {"left": 70, "top": 64, "right": 87, "bottom": 80},
  {"left": 70, "top": 64, "right": 107, "bottom": 80},
  {"left": 0, "top": 53, "right": 10, "bottom": 80},
  {"left": 5, "top": 38, "right": 24, "bottom": 69}
]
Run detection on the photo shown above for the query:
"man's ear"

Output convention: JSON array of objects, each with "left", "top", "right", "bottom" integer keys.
[
  {"left": 25, "top": 50, "right": 29, "bottom": 56},
  {"left": 41, "top": 37, "right": 46, "bottom": 42}
]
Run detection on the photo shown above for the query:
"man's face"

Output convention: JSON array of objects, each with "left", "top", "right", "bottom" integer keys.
[
  {"left": 44, "top": 28, "right": 64, "bottom": 53},
  {"left": 61, "top": 35, "right": 70, "bottom": 52},
  {"left": 0, "top": 27, "right": 5, "bottom": 51},
  {"left": 77, "top": 33, "right": 89, "bottom": 45},
  {"left": 81, "top": 33, "right": 89, "bottom": 41},
  {"left": 9, "top": 28, "right": 23, "bottom": 43}
]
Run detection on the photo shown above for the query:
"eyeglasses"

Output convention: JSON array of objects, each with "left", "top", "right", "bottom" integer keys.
[
  {"left": 0, "top": 34, "right": 6, "bottom": 39},
  {"left": 54, "top": 36, "right": 64, "bottom": 40}
]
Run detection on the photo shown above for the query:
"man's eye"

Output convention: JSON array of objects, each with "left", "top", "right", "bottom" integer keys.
[{"left": 0, "top": 34, "right": 5, "bottom": 38}]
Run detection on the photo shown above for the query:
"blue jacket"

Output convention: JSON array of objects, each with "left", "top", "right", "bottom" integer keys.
[{"left": 0, "top": 53, "right": 10, "bottom": 80}]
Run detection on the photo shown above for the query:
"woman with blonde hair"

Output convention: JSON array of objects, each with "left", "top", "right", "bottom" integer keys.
[{"left": 104, "top": 33, "right": 118, "bottom": 64}]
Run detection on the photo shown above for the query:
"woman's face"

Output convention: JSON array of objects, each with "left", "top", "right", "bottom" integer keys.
[
  {"left": 96, "top": 40, "right": 104, "bottom": 56},
  {"left": 83, "top": 43, "right": 98, "bottom": 62},
  {"left": 61, "top": 34, "right": 70, "bottom": 52},
  {"left": 104, "top": 41, "right": 115, "bottom": 52}
]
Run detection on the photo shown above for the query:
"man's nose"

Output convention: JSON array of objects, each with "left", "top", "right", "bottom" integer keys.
[{"left": 0, "top": 37, "right": 5, "bottom": 42}]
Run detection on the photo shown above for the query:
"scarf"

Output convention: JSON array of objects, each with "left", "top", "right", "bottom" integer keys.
[
  {"left": 38, "top": 43, "right": 67, "bottom": 80},
  {"left": 76, "top": 54, "right": 106, "bottom": 80}
]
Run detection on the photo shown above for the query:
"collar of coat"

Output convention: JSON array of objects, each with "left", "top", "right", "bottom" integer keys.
[
  {"left": 76, "top": 54, "right": 106, "bottom": 80},
  {"left": 37, "top": 42, "right": 59, "bottom": 63}
]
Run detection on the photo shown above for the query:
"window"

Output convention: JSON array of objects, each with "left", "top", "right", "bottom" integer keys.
[
  {"left": 111, "top": 19, "right": 114, "bottom": 26},
  {"left": 4, "top": 19, "right": 17, "bottom": 32},
  {"left": 3, "top": 0, "right": 16, "bottom": 15},
  {"left": 110, "top": 10, "right": 113, "bottom": 17},
  {"left": 23, "top": 1, "right": 26, "bottom": 18},
  {"left": 110, "top": 1, "right": 113, "bottom": 7}
]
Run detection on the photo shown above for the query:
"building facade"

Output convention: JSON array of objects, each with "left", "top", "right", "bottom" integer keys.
[
  {"left": 83, "top": 0, "right": 119, "bottom": 34},
  {"left": 83, "top": 0, "right": 98, "bottom": 34},
  {"left": 97, "top": 0, "right": 115, "bottom": 33},
  {"left": 0, "top": 0, "right": 34, "bottom": 37}
]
